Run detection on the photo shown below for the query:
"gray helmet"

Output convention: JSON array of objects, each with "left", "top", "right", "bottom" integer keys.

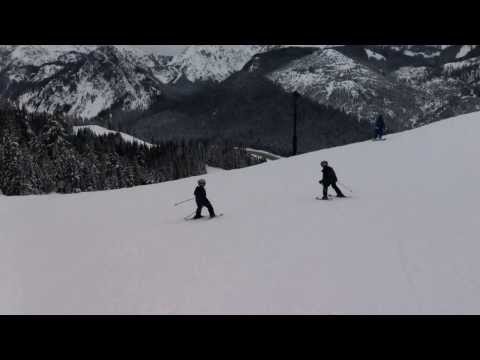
[
  {"left": 321, "top": 161, "right": 328, "bottom": 166},
  {"left": 198, "top": 178, "right": 206, "bottom": 185}
]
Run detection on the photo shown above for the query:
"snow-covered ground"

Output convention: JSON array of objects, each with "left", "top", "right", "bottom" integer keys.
[
  {"left": 245, "top": 148, "right": 283, "bottom": 160},
  {"left": 365, "top": 48, "right": 386, "bottom": 61},
  {"left": 456, "top": 45, "right": 477, "bottom": 59},
  {"left": 205, "top": 166, "right": 226, "bottom": 174},
  {"left": 73, "top": 125, "right": 153, "bottom": 147},
  {"left": 2, "top": 112, "right": 480, "bottom": 314}
]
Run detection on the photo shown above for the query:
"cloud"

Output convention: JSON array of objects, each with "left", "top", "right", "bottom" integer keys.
[{"left": 133, "top": 45, "right": 187, "bottom": 55}]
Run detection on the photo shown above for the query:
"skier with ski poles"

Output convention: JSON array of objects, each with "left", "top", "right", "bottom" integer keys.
[
  {"left": 318, "top": 161, "right": 346, "bottom": 200},
  {"left": 374, "top": 114, "right": 385, "bottom": 141},
  {"left": 193, "top": 179, "right": 216, "bottom": 219}
]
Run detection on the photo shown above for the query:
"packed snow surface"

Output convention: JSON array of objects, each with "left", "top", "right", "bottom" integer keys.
[{"left": 2, "top": 112, "right": 480, "bottom": 314}]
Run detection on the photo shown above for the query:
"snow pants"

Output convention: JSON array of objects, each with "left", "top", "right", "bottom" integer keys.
[
  {"left": 195, "top": 199, "right": 215, "bottom": 218},
  {"left": 374, "top": 127, "right": 384, "bottom": 140},
  {"left": 323, "top": 182, "right": 345, "bottom": 198}
]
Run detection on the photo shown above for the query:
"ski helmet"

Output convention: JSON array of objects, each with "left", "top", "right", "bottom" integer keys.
[
  {"left": 198, "top": 178, "right": 206, "bottom": 185},
  {"left": 321, "top": 161, "right": 328, "bottom": 166}
]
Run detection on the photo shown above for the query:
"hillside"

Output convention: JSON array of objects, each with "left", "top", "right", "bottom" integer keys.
[
  {"left": 2, "top": 45, "right": 480, "bottom": 129},
  {"left": 73, "top": 125, "right": 153, "bottom": 147},
  {"left": 124, "top": 73, "right": 372, "bottom": 156},
  {"left": 1, "top": 112, "right": 480, "bottom": 314},
  {"left": 113, "top": 45, "right": 480, "bottom": 155}
]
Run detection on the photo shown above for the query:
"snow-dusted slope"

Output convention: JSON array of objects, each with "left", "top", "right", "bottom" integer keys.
[
  {"left": 0, "top": 45, "right": 280, "bottom": 117},
  {"left": 165, "top": 45, "right": 275, "bottom": 83},
  {"left": 268, "top": 48, "right": 420, "bottom": 126},
  {"left": 6, "top": 45, "right": 94, "bottom": 66},
  {"left": 3, "top": 44, "right": 479, "bottom": 127},
  {"left": 257, "top": 45, "right": 480, "bottom": 128},
  {"left": 0, "top": 45, "right": 169, "bottom": 119},
  {"left": 73, "top": 125, "right": 153, "bottom": 147},
  {"left": 164, "top": 45, "right": 339, "bottom": 84},
  {"left": 2, "top": 112, "right": 480, "bottom": 314},
  {"left": 456, "top": 45, "right": 477, "bottom": 59}
]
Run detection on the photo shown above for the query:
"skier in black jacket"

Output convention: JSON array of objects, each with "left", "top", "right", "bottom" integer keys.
[
  {"left": 319, "top": 161, "right": 345, "bottom": 200},
  {"left": 193, "top": 179, "right": 216, "bottom": 219},
  {"left": 374, "top": 114, "right": 385, "bottom": 140}
]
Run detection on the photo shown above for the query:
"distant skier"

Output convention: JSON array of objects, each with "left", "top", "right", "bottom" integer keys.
[
  {"left": 193, "top": 179, "right": 216, "bottom": 219},
  {"left": 319, "top": 161, "right": 346, "bottom": 200},
  {"left": 374, "top": 114, "right": 386, "bottom": 140}
]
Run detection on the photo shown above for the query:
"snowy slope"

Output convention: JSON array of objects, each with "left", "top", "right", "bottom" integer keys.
[
  {"left": 73, "top": 125, "right": 153, "bottom": 147},
  {"left": 3, "top": 44, "right": 480, "bottom": 127},
  {"left": 456, "top": 45, "right": 477, "bottom": 59},
  {"left": 0, "top": 45, "right": 169, "bottom": 119},
  {"left": 245, "top": 148, "right": 283, "bottom": 161},
  {"left": 2, "top": 112, "right": 480, "bottom": 314},
  {"left": 267, "top": 48, "right": 421, "bottom": 126},
  {"left": 6, "top": 45, "right": 94, "bottom": 66},
  {"left": 164, "top": 45, "right": 339, "bottom": 84},
  {"left": 258, "top": 45, "right": 480, "bottom": 128}
]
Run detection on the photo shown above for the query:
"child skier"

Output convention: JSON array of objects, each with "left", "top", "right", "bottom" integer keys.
[
  {"left": 319, "top": 161, "right": 346, "bottom": 200},
  {"left": 374, "top": 114, "right": 386, "bottom": 140},
  {"left": 193, "top": 179, "right": 216, "bottom": 219}
]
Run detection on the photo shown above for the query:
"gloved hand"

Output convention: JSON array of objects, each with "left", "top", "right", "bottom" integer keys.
[{"left": 318, "top": 180, "right": 323, "bottom": 184}]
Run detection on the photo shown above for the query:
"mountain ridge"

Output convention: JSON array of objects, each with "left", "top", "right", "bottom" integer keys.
[{"left": 1, "top": 45, "right": 479, "bottom": 142}]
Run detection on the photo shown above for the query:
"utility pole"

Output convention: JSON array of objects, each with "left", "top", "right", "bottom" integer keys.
[{"left": 292, "top": 91, "right": 300, "bottom": 156}]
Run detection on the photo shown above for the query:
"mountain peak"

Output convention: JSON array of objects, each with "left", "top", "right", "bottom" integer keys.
[{"left": 166, "top": 45, "right": 285, "bottom": 83}]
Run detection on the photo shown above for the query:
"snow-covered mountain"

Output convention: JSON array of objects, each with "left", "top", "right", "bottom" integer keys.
[
  {"left": 98, "top": 44, "right": 480, "bottom": 155},
  {"left": 4, "top": 45, "right": 94, "bottom": 67},
  {"left": 267, "top": 48, "right": 421, "bottom": 128},
  {"left": 0, "top": 45, "right": 170, "bottom": 119},
  {"left": 3, "top": 111, "right": 480, "bottom": 314},
  {"left": 242, "top": 45, "right": 480, "bottom": 129},
  {"left": 0, "top": 45, "right": 283, "bottom": 118},
  {"left": 162, "top": 45, "right": 282, "bottom": 84},
  {"left": 0, "top": 45, "right": 333, "bottom": 119},
  {"left": 1, "top": 44, "right": 480, "bottom": 129}
]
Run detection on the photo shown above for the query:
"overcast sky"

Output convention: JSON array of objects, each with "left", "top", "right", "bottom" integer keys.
[{"left": 135, "top": 45, "right": 188, "bottom": 55}]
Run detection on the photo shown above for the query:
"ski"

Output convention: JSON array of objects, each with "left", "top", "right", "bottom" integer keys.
[
  {"left": 185, "top": 213, "right": 224, "bottom": 221},
  {"left": 184, "top": 215, "right": 199, "bottom": 221},
  {"left": 315, "top": 195, "right": 350, "bottom": 200}
]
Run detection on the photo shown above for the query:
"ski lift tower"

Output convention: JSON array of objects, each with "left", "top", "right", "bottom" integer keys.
[{"left": 292, "top": 90, "right": 300, "bottom": 156}]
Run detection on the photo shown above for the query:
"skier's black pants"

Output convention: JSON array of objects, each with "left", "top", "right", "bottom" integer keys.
[
  {"left": 374, "top": 128, "right": 384, "bottom": 139},
  {"left": 323, "top": 182, "right": 344, "bottom": 198},
  {"left": 195, "top": 199, "right": 215, "bottom": 217}
]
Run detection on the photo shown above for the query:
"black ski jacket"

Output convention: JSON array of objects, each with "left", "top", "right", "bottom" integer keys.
[
  {"left": 194, "top": 186, "right": 208, "bottom": 202},
  {"left": 375, "top": 116, "right": 385, "bottom": 130},
  {"left": 321, "top": 166, "right": 338, "bottom": 185}
]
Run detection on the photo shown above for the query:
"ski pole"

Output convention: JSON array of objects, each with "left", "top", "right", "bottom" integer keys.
[
  {"left": 174, "top": 198, "right": 194, "bottom": 207},
  {"left": 184, "top": 211, "right": 196, "bottom": 220},
  {"left": 338, "top": 181, "right": 354, "bottom": 194}
]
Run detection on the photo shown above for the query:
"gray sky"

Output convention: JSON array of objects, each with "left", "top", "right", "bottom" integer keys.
[{"left": 135, "top": 45, "right": 187, "bottom": 55}]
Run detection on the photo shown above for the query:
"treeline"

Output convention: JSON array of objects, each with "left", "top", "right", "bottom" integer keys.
[{"left": 0, "top": 105, "right": 263, "bottom": 196}]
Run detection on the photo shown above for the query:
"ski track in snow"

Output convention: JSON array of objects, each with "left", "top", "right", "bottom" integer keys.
[{"left": 2, "top": 112, "right": 480, "bottom": 314}]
